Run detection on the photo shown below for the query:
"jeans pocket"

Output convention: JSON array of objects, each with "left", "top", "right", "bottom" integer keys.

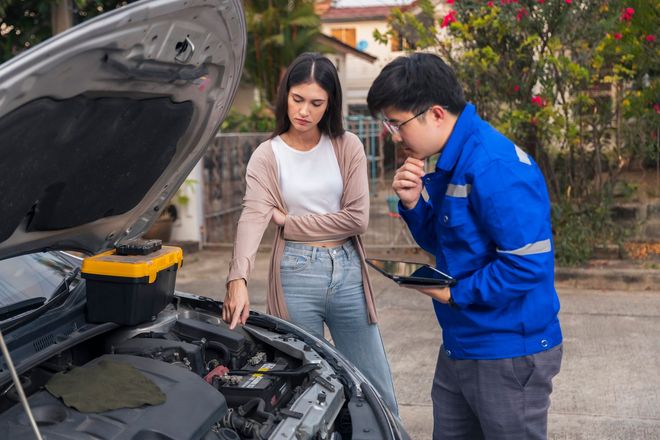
[
  {"left": 280, "top": 254, "right": 311, "bottom": 273},
  {"left": 511, "top": 354, "right": 536, "bottom": 389}
]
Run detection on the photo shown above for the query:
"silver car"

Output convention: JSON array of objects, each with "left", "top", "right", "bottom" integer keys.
[{"left": 0, "top": 1, "right": 409, "bottom": 439}]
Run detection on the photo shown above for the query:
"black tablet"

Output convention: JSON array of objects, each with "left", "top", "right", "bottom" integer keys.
[{"left": 366, "top": 258, "right": 456, "bottom": 287}]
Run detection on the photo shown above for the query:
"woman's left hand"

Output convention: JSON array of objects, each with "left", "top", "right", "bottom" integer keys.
[{"left": 272, "top": 208, "right": 286, "bottom": 226}]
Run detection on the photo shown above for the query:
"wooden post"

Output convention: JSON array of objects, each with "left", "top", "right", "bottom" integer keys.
[{"left": 51, "top": 0, "right": 73, "bottom": 35}]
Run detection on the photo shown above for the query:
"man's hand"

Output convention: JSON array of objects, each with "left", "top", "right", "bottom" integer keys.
[
  {"left": 223, "top": 279, "right": 250, "bottom": 329},
  {"left": 393, "top": 157, "right": 425, "bottom": 210},
  {"left": 404, "top": 285, "right": 451, "bottom": 304},
  {"left": 271, "top": 208, "right": 286, "bottom": 226}
]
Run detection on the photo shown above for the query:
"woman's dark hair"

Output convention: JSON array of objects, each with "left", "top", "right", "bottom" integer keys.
[
  {"left": 367, "top": 52, "right": 466, "bottom": 117},
  {"left": 272, "top": 52, "right": 345, "bottom": 139}
]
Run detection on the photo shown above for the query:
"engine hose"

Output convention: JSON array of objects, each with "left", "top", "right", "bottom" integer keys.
[
  {"left": 238, "top": 398, "right": 277, "bottom": 423},
  {"left": 205, "top": 341, "right": 231, "bottom": 366},
  {"left": 221, "top": 409, "right": 265, "bottom": 439}
]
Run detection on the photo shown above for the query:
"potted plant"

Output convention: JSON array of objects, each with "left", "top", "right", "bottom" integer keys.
[{"left": 143, "top": 179, "right": 198, "bottom": 242}]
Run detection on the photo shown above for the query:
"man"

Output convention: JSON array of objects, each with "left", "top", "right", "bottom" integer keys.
[{"left": 367, "top": 53, "right": 563, "bottom": 440}]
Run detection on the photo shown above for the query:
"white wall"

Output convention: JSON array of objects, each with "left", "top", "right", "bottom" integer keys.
[
  {"left": 322, "top": 20, "right": 405, "bottom": 109},
  {"left": 170, "top": 161, "right": 204, "bottom": 247}
]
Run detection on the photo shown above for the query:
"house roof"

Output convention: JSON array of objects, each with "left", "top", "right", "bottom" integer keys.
[
  {"left": 321, "top": 2, "right": 417, "bottom": 22},
  {"left": 316, "top": 33, "right": 378, "bottom": 63}
]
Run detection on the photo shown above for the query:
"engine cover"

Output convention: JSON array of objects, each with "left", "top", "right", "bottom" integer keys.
[{"left": 0, "top": 354, "right": 227, "bottom": 440}]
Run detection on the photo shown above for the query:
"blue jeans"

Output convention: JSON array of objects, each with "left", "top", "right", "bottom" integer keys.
[{"left": 280, "top": 240, "right": 399, "bottom": 416}]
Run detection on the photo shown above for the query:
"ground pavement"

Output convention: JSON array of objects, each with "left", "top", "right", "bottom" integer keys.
[{"left": 175, "top": 247, "right": 660, "bottom": 440}]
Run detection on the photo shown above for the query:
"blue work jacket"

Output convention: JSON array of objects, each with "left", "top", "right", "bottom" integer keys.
[{"left": 400, "top": 103, "right": 562, "bottom": 360}]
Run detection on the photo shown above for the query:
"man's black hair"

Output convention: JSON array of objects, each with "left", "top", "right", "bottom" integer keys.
[
  {"left": 367, "top": 52, "right": 466, "bottom": 117},
  {"left": 272, "top": 52, "right": 345, "bottom": 139}
]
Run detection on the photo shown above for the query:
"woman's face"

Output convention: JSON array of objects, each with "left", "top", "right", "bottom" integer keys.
[{"left": 287, "top": 81, "right": 329, "bottom": 134}]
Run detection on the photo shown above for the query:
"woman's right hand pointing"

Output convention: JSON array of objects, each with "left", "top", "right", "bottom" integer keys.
[{"left": 223, "top": 278, "right": 250, "bottom": 329}]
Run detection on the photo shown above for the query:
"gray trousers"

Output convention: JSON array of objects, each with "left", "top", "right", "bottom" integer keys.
[{"left": 432, "top": 344, "right": 563, "bottom": 440}]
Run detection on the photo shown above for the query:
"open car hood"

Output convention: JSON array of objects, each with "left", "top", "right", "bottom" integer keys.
[{"left": 0, "top": 0, "right": 245, "bottom": 260}]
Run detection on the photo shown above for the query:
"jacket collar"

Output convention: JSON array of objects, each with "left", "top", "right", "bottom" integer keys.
[{"left": 436, "top": 103, "right": 476, "bottom": 173}]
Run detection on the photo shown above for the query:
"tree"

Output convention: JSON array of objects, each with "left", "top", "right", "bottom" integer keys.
[
  {"left": 243, "top": 0, "right": 323, "bottom": 108},
  {"left": 0, "top": 0, "right": 131, "bottom": 63},
  {"left": 374, "top": 0, "right": 659, "bottom": 264}
]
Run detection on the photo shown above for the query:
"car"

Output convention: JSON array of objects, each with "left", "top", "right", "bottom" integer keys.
[{"left": 0, "top": 1, "right": 409, "bottom": 439}]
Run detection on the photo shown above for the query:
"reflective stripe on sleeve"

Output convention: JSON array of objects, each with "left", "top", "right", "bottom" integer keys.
[{"left": 497, "top": 239, "right": 551, "bottom": 256}]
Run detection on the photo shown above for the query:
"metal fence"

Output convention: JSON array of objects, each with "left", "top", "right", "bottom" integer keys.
[{"left": 202, "top": 117, "right": 414, "bottom": 247}]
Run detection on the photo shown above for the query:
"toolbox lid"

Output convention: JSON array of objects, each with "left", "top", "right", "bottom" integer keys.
[{"left": 82, "top": 246, "right": 183, "bottom": 284}]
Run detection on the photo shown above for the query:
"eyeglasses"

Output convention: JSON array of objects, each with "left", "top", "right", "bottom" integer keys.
[{"left": 381, "top": 106, "right": 447, "bottom": 136}]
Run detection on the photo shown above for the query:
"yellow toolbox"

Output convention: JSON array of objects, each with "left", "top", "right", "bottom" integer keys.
[{"left": 81, "top": 239, "right": 183, "bottom": 325}]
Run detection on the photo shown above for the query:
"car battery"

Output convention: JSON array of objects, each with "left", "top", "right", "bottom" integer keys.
[
  {"left": 81, "top": 239, "right": 183, "bottom": 326},
  {"left": 218, "top": 357, "right": 293, "bottom": 411}
]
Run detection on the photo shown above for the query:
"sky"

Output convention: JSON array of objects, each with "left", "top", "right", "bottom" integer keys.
[{"left": 334, "top": 0, "right": 412, "bottom": 7}]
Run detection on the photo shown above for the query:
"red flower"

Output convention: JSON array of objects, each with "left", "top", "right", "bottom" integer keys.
[
  {"left": 646, "top": 35, "right": 656, "bottom": 42},
  {"left": 487, "top": 1, "right": 494, "bottom": 6},
  {"left": 620, "top": 7, "right": 634, "bottom": 22},
  {"left": 441, "top": 10, "right": 457, "bottom": 28},
  {"left": 614, "top": 33, "right": 622, "bottom": 40},
  {"left": 516, "top": 7, "right": 528, "bottom": 21},
  {"left": 531, "top": 96, "right": 545, "bottom": 107},
  {"left": 446, "top": 0, "right": 455, "bottom": 4},
  {"left": 654, "top": 103, "right": 660, "bottom": 115},
  {"left": 514, "top": 85, "right": 520, "bottom": 92},
  {"left": 565, "top": 0, "right": 571, "bottom": 4},
  {"left": 538, "top": 0, "right": 545, "bottom": 3}
]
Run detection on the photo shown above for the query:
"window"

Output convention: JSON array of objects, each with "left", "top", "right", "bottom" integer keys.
[
  {"left": 331, "top": 28, "right": 356, "bottom": 47},
  {"left": 391, "top": 33, "right": 416, "bottom": 52}
]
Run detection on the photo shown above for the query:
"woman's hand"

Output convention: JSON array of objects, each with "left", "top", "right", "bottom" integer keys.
[
  {"left": 223, "top": 279, "right": 250, "bottom": 329},
  {"left": 271, "top": 208, "right": 286, "bottom": 226}
]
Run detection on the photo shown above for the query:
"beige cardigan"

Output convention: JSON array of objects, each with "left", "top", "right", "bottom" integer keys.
[{"left": 227, "top": 131, "right": 378, "bottom": 324}]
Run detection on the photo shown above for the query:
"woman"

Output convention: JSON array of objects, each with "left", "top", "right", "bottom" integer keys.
[{"left": 223, "top": 52, "right": 398, "bottom": 415}]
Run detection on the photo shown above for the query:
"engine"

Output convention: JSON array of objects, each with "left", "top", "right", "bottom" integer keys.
[{"left": 0, "top": 306, "right": 347, "bottom": 440}]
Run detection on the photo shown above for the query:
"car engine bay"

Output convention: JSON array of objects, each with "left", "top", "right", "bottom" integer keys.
[{"left": 0, "top": 302, "right": 361, "bottom": 440}]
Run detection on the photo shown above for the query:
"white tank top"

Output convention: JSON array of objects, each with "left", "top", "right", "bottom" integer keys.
[{"left": 272, "top": 134, "right": 343, "bottom": 215}]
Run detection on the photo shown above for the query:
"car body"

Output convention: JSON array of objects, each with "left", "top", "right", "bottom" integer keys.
[{"left": 0, "top": 1, "right": 409, "bottom": 439}]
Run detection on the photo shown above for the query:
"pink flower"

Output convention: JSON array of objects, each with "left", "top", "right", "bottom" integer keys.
[
  {"left": 487, "top": 1, "right": 494, "bottom": 6},
  {"left": 620, "top": 7, "right": 634, "bottom": 22},
  {"left": 516, "top": 7, "right": 528, "bottom": 21},
  {"left": 531, "top": 96, "right": 545, "bottom": 107},
  {"left": 646, "top": 35, "right": 656, "bottom": 42},
  {"left": 614, "top": 33, "right": 622, "bottom": 40},
  {"left": 538, "top": 0, "right": 545, "bottom": 3},
  {"left": 446, "top": 0, "right": 455, "bottom": 4},
  {"left": 514, "top": 85, "right": 520, "bottom": 92},
  {"left": 441, "top": 10, "right": 457, "bottom": 28},
  {"left": 565, "top": 0, "right": 571, "bottom": 4},
  {"left": 654, "top": 103, "right": 660, "bottom": 115}
]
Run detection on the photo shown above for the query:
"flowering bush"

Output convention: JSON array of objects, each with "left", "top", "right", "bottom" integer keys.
[{"left": 375, "top": 0, "right": 659, "bottom": 264}]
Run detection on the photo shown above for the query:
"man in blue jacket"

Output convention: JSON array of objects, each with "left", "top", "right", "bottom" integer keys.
[{"left": 367, "top": 53, "right": 563, "bottom": 440}]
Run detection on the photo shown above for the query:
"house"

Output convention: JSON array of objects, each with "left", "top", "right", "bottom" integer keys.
[{"left": 317, "top": 0, "right": 415, "bottom": 114}]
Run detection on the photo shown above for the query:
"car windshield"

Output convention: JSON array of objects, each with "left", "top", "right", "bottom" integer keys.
[{"left": 0, "top": 252, "right": 77, "bottom": 309}]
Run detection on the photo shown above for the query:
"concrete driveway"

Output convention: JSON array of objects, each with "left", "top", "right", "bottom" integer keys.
[{"left": 175, "top": 249, "right": 660, "bottom": 440}]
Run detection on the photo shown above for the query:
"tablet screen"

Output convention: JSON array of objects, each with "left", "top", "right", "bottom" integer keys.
[{"left": 366, "top": 259, "right": 455, "bottom": 286}]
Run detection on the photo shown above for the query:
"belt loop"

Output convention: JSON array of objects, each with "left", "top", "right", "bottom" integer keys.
[{"left": 311, "top": 246, "right": 318, "bottom": 262}]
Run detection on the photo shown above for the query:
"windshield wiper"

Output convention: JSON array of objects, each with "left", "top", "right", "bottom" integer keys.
[
  {"left": 1, "top": 267, "right": 81, "bottom": 333},
  {"left": 0, "top": 298, "right": 46, "bottom": 321}
]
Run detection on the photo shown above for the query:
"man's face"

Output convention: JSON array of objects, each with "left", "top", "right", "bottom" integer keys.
[{"left": 382, "top": 106, "right": 451, "bottom": 160}]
